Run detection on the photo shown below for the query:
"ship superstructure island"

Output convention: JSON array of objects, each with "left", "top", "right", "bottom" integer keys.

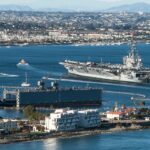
[{"left": 60, "top": 43, "right": 150, "bottom": 83}]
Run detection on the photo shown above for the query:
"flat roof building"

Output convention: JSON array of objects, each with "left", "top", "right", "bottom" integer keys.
[
  {"left": 0, "top": 119, "right": 19, "bottom": 132},
  {"left": 45, "top": 109, "right": 101, "bottom": 132},
  {"left": 78, "top": 109, "right": 100, "bottom": 128},
  {"left": 45, "top": 109, "right": 79, "bottom": 132}
]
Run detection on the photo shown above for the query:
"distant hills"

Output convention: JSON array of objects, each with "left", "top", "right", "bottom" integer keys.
[
  {"left": 0, "top": 3, "right": 149, "bottom": 12},
  {"left": 0, "top": 5, "right": 75, "bottom": 12},
  {"left": 106, "top": 3, "right": 150, "bottom": 13},
  {"left": 0, "top": 4, "right": 32, "bottom": 11}
]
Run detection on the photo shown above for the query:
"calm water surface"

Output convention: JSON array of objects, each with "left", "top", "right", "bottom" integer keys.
[
  {"left": 0, "top": 130, "right": 150, "bottom": 150},
  {"left": 0, "top": 44, "right": 150, "bottom": 149}
]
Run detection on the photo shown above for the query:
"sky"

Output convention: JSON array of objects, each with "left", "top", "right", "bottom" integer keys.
[{"left": 0, "top": 0, "right": 149, "bottom": 10}]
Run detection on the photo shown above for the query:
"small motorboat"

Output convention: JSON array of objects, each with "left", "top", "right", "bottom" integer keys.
[{"left": 17, "top": 59, "right": 29, "bottom": 66}]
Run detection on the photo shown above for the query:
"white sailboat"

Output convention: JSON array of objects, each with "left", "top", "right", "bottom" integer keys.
[{"left": 21, "top": 73, "right": 31, "bottom": 87}]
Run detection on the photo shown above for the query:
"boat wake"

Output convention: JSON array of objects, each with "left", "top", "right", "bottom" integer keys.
[
  {"left": 0, "top": 73, "right": 19, "bottom": 77},
  {"left": 44, "top": 77, "right": 149, "bottom": 98},
  {"left": 44, "top": 77, "right": 150, "bottom": 90},
  {"left": 103, "top": 90, "right": 145, "bottom": 97},
  {"left": 17, "top": 63, "right": 63, "bottom": 76},
  {"left": 17, "top": 63, "right": 48, "bottom": 74}
]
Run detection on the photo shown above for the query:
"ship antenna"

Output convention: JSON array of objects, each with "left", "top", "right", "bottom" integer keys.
[{"left": 129, "top": 32, "right": 137, "bottom": 57}]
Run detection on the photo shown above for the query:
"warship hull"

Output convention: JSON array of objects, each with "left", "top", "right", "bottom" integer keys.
[
  {"left": 69, "top": 73, "right": 147, "bottom": 85},
  {"left": 67, "top": 68, "right": 143, "bottom": 83}
]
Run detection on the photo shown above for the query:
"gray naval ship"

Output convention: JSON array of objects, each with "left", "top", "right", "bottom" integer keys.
[{"left": 60, "top": 43, "right": 150, "bottom": 83}]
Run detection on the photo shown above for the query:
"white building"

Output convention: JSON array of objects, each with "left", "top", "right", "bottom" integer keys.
[
  {"left": 145, "top": 117, "right": 150, "bottom": 121},
  {"left": 106, "top": 107, "right": 137, "bottom": 120},
  {"left": 78, "top": 109, "right": 100, "bottom": 128},
  {"left": 45, "top": 109, "right": 79, "bottom": 132},
  {"left": 106, "top": 112, "right": 124, "bottom": 120},
  {"left": 0, "top": 119, "right": 19, "bottom": 132}
]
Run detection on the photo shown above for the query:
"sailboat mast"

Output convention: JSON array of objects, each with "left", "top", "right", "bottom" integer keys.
[{"left": 25, "top": 72, "right": 28, "bottom": 83}]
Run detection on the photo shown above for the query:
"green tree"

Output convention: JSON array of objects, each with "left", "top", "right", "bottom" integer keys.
[
  {"left": 23, "top": 105, "right": 35, "bottom": 118},
  {"left": 23, "top": 105, "right": 45, "bottom": 121}
]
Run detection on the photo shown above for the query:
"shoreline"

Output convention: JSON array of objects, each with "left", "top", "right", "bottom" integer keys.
[
  {"left": 0, "top": 124, "right": 149, "bottom": 144},
  {"left": 0, "top": 41, "right": 149, "bottom": 48}
]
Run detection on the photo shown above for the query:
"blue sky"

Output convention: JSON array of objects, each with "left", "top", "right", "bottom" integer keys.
[{"left": 0, "top": 0, "right": 149, "bottom": 10}]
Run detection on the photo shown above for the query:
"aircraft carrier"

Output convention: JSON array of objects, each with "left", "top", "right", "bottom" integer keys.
[{"left": 60, "top": 43, "right": 150, "bottom": 83}]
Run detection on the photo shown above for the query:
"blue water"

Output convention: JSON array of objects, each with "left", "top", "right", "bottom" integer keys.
[
  {"left": 0, "top": 44, "right": 150, "bottom": 148},
  {"left": 0, "top": 44, "right": 150, "bottom": 109},
  {"left": 0, "top": 130, "right": 150, "bottom": 149}
]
